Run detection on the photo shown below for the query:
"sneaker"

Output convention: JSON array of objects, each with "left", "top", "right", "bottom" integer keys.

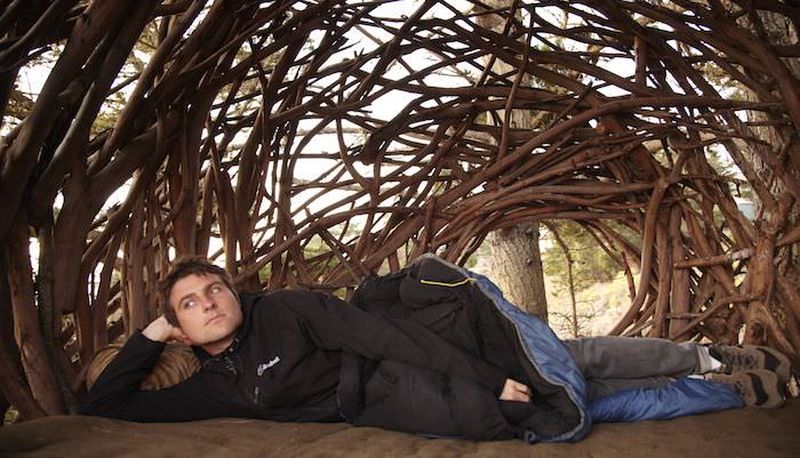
[
  {"left": 708, "top": 369, "right": 785, "bottom": 408},
  {"left": 708, "top": 344, "right": 792, "bottom": 383}
]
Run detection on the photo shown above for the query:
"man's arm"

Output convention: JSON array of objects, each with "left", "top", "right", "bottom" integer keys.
[
  {"left": 275, "top": 290, "right": 519, "bottom": 397},
  {"left": 81, "top": 318, "right": 246, "bottom": 422}
]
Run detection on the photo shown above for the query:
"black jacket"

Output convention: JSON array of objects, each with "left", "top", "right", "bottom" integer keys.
[{"left": 81, "top": 289, "right": 507, "bottom": 423}]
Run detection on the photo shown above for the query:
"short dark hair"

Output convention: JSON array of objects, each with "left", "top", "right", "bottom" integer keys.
[{"left": 160, "top": 257, "right": 236, "bottom": 326}]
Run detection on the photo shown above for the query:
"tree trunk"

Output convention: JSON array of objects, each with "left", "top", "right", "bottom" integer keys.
[
  {"left": 739, "top": 10, "right": 800, "bottom": 348},
  {"left": 7, "top": 217, "right": 65, "bottom": 414},
  {"left": 487, "top": 224, "right": 548, "bottom": 322},
  {"left": 0, "top": 246, "right": 45, "bottom": 421},
  {"left": 478, "top": 0, "right": 549, "bottom": 322},
  {"left": 484, "top": 202, "right": 549, "bottom": 322}
]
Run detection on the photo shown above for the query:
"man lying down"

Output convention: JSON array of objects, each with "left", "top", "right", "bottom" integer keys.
[{"left": 82, "top": 255, "right": 792, "bottom": 442}]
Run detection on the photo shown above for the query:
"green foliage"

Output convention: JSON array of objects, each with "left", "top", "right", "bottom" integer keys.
[
  {"left": 542, "top": 221, "right": 622, "bottom": 293},
  {"left": 464, "top": 255, "right": 478, "bottom": 269},
  {"left": 258, "top": 263, "right": 272, "bottom": 284}
]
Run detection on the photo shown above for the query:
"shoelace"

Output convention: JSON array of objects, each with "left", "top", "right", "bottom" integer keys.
[
  {"left": 729, "top": 351, "right": 758, "bottom": 371},
  {"left": 732, "top": 378, "right": 748, "bottom": 397}
]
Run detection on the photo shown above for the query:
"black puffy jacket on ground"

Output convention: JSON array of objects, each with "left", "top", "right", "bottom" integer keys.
[{"left": 341, "top": 255, "right": 587, "bottom": 442}]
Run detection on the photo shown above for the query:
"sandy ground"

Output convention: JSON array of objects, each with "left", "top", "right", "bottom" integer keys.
[{"left": 1, "top": 400, "right": 798, "bottom": 457}]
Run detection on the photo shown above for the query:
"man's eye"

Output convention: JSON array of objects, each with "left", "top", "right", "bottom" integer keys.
[
  {"left": 210, "top": 285, "right": 222, "bottom": 294},
  {"left": 183, "top": 300, "right": 196, "bottom": 309}
]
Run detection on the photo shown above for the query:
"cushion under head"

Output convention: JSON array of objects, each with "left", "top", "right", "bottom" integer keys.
[{"left": 86, "top": 341, "right": 200, "bottom": 390}]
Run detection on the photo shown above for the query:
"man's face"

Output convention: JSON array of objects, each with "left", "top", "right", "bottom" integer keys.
[{"left": 169, "top": 273, "right": 243, "bottom": 355}]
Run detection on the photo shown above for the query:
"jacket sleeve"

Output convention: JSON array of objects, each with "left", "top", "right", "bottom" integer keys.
[
  {"left": 275, "top": 290, "right": 508, "bottom": 395},
  {"left": 80, "top": 331, "right": 247, "bottom": 422}
]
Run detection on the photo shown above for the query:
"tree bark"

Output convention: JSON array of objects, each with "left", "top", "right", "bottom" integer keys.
[
  {"left": 0, "top": 245, "right": 45, "bottom": 421},
  {"left": 6, "top": 217, "right": 65, "bottom": 414},
  {"left": 487, "top": 224, "right": 548, "bottom": 322}
]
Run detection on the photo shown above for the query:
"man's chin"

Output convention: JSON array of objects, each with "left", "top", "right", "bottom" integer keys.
[{"left": 197, "top": 331, "right": 236, "bottom": 353}]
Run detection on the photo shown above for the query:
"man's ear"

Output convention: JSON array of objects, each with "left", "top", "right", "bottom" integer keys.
[{"left": 173, "top": 327, "right": 192, "bottom": 345}]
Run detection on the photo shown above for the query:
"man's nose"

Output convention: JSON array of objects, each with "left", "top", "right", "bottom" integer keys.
[{"left": 201, "top": 296, "right": 217, "bottom": 311}]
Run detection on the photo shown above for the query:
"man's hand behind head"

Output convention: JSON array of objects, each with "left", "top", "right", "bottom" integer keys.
[{"left": 143, "top": 315, "right": 190, "bottom": 343}]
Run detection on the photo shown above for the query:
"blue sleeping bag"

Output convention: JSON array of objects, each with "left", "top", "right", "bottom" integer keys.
[{"left": 589, "top": 377, "right": 743, "bottom": 422}]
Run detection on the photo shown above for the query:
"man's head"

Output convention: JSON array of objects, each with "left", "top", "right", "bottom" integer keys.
[{"left": 160, "top": 257, "right": 243, "bottom": 354}]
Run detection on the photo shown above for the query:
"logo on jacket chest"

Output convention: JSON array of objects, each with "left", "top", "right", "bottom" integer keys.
[{"left": 256, "top": 356, "right": 281, "bottom": 376}]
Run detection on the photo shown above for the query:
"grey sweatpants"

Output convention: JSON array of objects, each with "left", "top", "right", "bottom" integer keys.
[{"left": 562, "top": 336, "right": 702, "bottom": 401}]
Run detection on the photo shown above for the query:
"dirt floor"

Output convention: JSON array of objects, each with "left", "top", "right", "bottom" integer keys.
[{"left": 1, "top": 400, "right": 799, "bottom": 457}]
